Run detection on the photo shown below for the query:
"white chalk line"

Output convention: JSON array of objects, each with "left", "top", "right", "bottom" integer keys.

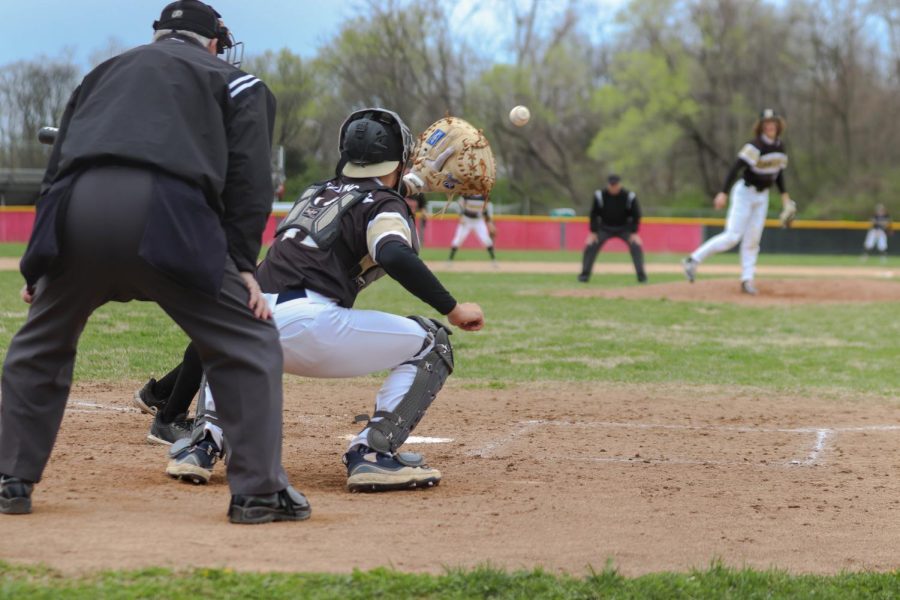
[
  {"left": 466, "top": 421, "right": 544, "bottom": 458},
  {"left": 470, "top": 419, "right": 898, "bottom": 468}
]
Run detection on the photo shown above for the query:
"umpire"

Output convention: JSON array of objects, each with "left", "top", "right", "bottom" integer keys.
[
  {"left": 578, "top": 174, "right": 647, "bottom": 283},
  {"left": 0, "top": 1, "right": 310, "bottom": 524}
]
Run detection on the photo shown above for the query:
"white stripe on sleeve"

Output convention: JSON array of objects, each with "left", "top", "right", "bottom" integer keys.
[
  {"left": 229, "top": 73, "right": 256, "bottom": 89},
  {"left": 230, "top": 78, "right": 261, "bottom": 98}
]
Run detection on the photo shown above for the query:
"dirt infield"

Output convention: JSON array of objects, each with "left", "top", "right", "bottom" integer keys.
[
  {"left": 3, "top": 379, "right": 898, "bottom": 576},
  {"left": 552, "top": 278, "right": 900, "bottom": 306}
]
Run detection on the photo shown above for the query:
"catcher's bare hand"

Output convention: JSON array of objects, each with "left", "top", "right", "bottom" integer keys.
[
  {"left": 713, "top": 192, "right": 728, "bottom": 210},
  {"left": 447, "top": 302, "right": 484, "bottom": 331},
  {"left": 239, "top": 271, "right": 271, "bottom": 320}
]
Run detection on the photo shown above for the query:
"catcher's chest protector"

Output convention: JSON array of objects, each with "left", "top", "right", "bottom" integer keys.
[{"left": 277, "top": 181, "right": 406, "bottom": 250}]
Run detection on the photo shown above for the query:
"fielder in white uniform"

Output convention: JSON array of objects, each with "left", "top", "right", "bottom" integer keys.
[
  {"left": 138, "top": 108, "right": 485, "bottom": 493},
  {"left": 863, "top": 204, "right": 891, "bottom": 261},
  {"left": 448, "top": 195, "right": 497, "bottom": 265},
  {"left": 682, "top": 109, "right": 795, "bottom": 295}
]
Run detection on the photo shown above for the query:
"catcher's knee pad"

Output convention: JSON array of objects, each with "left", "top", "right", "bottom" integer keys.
[{"left": 364, "top": 316, "right": 454, "bottom": 455}]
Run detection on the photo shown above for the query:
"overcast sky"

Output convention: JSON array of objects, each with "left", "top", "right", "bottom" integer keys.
[{"left": 0, "top": 0, "right": 630, "bottom": 67}]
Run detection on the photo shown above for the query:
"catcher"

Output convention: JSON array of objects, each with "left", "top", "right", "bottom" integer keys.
[
  {"left": 447, "top": 194, "right": 497, "bottom": 266},
  {"left": 682, "top": 109, "right": 796, "bottom": 295},
  {"left": 137, "top": 109, "right": 489, "bottom": 491}
]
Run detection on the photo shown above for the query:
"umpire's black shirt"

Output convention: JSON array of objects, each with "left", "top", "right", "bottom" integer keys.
[
  {"left": 589, "top": 188, "right": 642, "bottom": 233},
  {"left": 40, "top": 33, "right": 276, "bottom": 275}
]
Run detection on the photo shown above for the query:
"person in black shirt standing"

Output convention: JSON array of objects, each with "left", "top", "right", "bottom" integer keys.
[
  {"left": 682, "top": 109, "right": 795, "bottom": 295},
  {"left": 578, "top": 174, "right": 646, "bottom": 283},
  {"left": 0, "top": 1, "right": 309, "bottom": 525},
  {"left": 142, "top": 108, "right": 485, "bottom": 493}
]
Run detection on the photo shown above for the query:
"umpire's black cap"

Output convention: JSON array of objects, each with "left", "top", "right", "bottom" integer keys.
[
  {"left": 153, "top": 0, "right": 221, "bottom": 40},
  {"left": 607, "top": 174, "right": 621, "bottom": 184}
]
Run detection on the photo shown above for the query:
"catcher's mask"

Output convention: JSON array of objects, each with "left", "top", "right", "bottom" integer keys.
[
  {"left": 154, "top": 0, "right": 244, "bottom": 67},
  {"left": 339, "top": 108, "right": 413, "bottom": 180},
  {"left": 753, "top": 108, "right": 786, "bottom": 138}
]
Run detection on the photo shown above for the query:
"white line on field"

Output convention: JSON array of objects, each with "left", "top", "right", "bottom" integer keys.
[
  {"left": 534, "top": 419, "right": 900, "bottom": 435},
  {"left": 467, "top": 420, "right": 544, "bottom": 458},
  {"left": 790, "top": 428, "right": 832, "bottom": 466},
  {"left": 68, "top": 401, "right": 140, "bottom": 413}
]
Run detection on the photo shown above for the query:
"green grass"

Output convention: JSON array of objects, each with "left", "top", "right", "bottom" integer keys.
[
  {"left": 0, "top": 243, "right": 26, "bottom": 257},
  {"left": 0, "top": 270, "right": 897, "bottom": 394},
  {"left": 1, "top": 562, "right": 899, "bottom": 599}
]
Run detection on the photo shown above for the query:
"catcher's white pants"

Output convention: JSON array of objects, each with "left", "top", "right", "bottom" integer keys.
[
  {"left": 451, "top": 216, "right": 493, "bottom": 248},
  {"left": 691, "top": 181, "right": 769, "bottom": 282},
  {"left": 864, "top": 229, "right": 888, "bottom": 252},
  {"left": 202, "top": 289, "right": 432, "bottom": 451}
]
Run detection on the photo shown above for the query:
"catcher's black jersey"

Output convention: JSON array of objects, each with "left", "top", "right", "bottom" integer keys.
[
  {"left": 256, "top": 176, "right": 416, "bottom": 307},
  {"left": 722, "top": 136, "right": 788, "bottom": 193},
  {"left": 871, "top": 213, "right": 891, "bottom": 231}
]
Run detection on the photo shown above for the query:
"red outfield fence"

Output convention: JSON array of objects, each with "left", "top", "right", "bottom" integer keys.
[{"left": 0, "top": 207, "right": 882, "bottom": 254}]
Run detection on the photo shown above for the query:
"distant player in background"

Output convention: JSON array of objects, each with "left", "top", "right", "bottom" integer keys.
[
  {"left": 682, "top": 109, "right": 796, "bottom": 295},
  {"left": 578, "top": 174, "right": 646, "bottom": 283},
  {"left": 406, "top": 192, "right": 428, "bottom": 245},
  {"left": 863, "top": 204, "right": 891, "bottom": 262},
  {"left": 447, "top": 194, "right": 497, "bottom": 265}
]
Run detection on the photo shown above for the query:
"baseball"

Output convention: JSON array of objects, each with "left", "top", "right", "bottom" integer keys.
[{"left": 509, "top": 105, "right": 530, "bottom": 127}]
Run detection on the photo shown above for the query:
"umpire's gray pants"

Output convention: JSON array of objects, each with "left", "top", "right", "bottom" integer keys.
[{"left": 0, "top": 166, "right": 288, "bottom": 495}]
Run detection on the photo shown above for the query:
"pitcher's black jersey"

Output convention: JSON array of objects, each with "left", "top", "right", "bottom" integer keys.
[
  {"left": 722, "top": 136, "right": 788, "bottom": 194},
  {"left": 256, "top": 176, "right": 416, "bottom": 307}
]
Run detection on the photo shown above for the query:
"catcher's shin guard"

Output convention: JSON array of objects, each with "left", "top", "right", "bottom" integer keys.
[
  {"left": 363, "top": 317, "right": 453, "bottom": 456},
  {"left": 170, "top": 376, "right": 229, "bottom": 462}
]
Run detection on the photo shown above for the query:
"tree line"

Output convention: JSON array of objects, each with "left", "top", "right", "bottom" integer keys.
[{"left": 2, "top": 0, "right": 899, "bottom": 218}]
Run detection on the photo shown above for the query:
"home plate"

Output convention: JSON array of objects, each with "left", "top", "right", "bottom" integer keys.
[{"left": 340, "top": 434, "right": 453, "bottom": 444}]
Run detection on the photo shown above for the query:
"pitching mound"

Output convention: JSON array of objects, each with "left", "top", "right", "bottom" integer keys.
[{"left": 554, "top": 278, "right": 900, "bottom": 306}]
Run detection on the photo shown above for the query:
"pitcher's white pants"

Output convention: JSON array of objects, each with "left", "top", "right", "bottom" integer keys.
[
  {"left": 691, "top": 182, "right": 769, "bottom": 282},
  {"left": 451, "top": 216, "right": 493, "bottom": 248},
  {"left": 864, "top": 229, "right": 888, "bottom": 252},
  {"left": 202, "top": 290, "right": 432, "bottom": 451}
]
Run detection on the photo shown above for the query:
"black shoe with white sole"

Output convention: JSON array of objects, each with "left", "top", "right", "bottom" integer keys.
[
  {"left": 132, "top": 379, "right": 167, "bottom": 415},
  {"left": 166, "top": 435, "right": 220, "bottom": 484},
  {"left": 344, "top": 445, "right": 442, "bottom": 492},
  {"left": 0, "top": 475, "right": 33, "bottom": 515},
  {"left": 147, "top": 413, "right": 194, "bottom": 446},
  {"left": 229, "top": 486, "right": 311, "bottom": 524}
]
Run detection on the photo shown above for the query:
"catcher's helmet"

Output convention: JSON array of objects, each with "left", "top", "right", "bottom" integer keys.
[
  {"left": 339, "top": 108, "right": 413, "bottom": 179},
  {"left": 153, "top": 1, "right": 243, "bottom": 65}
]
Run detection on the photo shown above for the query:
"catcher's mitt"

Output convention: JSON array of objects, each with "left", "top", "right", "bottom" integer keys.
[
  {"left": 779, "top": 199, "right": 797, "bottom": 228},
  {"left": 402, "top": 116, "right": 496, "bottom": 198}
]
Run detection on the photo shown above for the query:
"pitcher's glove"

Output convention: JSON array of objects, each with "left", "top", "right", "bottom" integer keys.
[
  {"left": 402, "top": 116, "right": 496, "bottom": 198},
  {"left": 779, "top": 200, "right": 797, "bottom": 228}
]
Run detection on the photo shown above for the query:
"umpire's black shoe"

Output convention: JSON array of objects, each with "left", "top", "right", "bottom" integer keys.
[
  {"left": 228, "top": 486, "right": 311, "bottom": 525},
  {"left": 132, "top": 378, "right": 167, "bottom": 415},
  {"left": 0, "top": 475, "right": 33, "bottom": 515},
  {"left": 577, "top": 274, "right": 589, "bottom": 283},
  {"left": 637, "top": 273, "right": 648, "bottom": 283}
]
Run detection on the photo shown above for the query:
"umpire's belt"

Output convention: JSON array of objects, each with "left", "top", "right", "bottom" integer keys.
[{"left": 276, "top": 288, "right": 307, "bottom": 305}]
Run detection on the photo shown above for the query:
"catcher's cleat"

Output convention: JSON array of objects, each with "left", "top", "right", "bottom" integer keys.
[
  {"left": 0, "top": 475, "right": 33, "bottom": 515},
  {"left": 166, "top": 435, "right": 220, "bottom": 485},
  {"left": 682, "top": 257, "right": 697, "bottom": 283},
  {"left": 228, "top": 486, "right": 311, "bottom": 525},
  {"left": 741, "top": 280, "right": 758, "bottom": 296},
  {"left": 147, "top": 413, "right": 194, "bottom": 446},
  {"left": 343, "top": 446, "right": 441, "bottom": 493},
  {"left": 132, "top": 379, "right": 167, "bottom": 415}
]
